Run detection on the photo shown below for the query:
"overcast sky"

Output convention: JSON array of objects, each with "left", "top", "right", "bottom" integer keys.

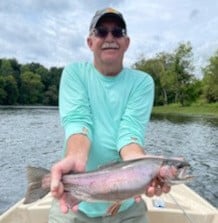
[{"left": 0, "top": 0, "right": 218, "bottom": 78}]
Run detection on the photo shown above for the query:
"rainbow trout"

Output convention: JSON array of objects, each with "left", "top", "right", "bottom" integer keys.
[{"left": 24, "top": 156, "right": 192, "bottom": 215}]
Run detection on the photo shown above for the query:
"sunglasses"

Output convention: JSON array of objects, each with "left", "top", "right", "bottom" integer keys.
[{"left": 93, "top": 26, "right": 126, "bottom": 38}]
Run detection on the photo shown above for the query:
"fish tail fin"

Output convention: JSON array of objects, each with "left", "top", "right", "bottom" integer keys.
[{"left": 23, "top": 166, "right": 51, "bottom": 204}]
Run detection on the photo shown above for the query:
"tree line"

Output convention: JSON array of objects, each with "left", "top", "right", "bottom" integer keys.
[
  {"left": 0, "top": 60, "right": 63, "bottom": 105},
  {"left": 133, "top": 42, "right": 218, "bottom": 106},
  {"left": 0, "top": 42, "right": 217, "bottom": 106}
]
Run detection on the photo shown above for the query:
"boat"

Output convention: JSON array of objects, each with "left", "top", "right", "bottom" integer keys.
[{"left": 0, "top": 184, "right": 217, "bottom": 223}]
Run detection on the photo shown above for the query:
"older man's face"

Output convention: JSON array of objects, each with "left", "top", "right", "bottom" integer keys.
[{"left": 87, "top": 19, "right": 130, "bottom": 69}]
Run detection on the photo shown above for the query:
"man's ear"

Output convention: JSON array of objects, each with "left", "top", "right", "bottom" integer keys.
[
  {"left": 124, "top": 37, "right": 130, "bottom": 52},
  {"left": 87, "top": 37, "right": 93, "bottom": 50}
]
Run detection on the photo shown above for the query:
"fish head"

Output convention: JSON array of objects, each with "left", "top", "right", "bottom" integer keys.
[{"left": 160, "top": 158, "right": 194, "bottom": 185}]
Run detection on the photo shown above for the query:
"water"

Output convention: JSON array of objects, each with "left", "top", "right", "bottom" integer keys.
[{"left": 0, "top": 108, "right": 217, "bottom": 214}]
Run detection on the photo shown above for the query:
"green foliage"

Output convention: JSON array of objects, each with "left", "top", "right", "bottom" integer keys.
[
  {"left": 202, "top": 50, "right": 218, "bottom": 103},
  {"left": 133, "top": 42, "right": 202, "bottom": 106},
  {"left": 0, "top": 60, "right": 19, "bottom": 104},
  {"left": 3, "top": 75, "right": 19, "bottom": 104},
  {"left": 0, "top": 58, "right": 63, "bottom": 105},
  {"left": 19, "top": 71, "right": 44, "bottom": 104},
  {"left": 0, "top": 76, "right": 7, "bottom": 103},
  {"left": 173, "top": 42, "right": 195, "bottom": 105},
  {"left": 43, "top": 85, "right": 58, "bottom": 105},
  {"left": 133, "top": 57, "right": 164, "bottom": 105},
  {"left": 0, "top": 42, "right": 217, "bottom": 106},
  {"left": 0, "top": 59, "right": 14, "bottom": 76}
]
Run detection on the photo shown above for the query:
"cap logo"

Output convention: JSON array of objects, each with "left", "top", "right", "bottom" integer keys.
[
  {"left": 89, "top": 8, "right": 126, "bottom": 32},
  {"left": 105, "top": 8, "right": 119, "bottom": 14}
]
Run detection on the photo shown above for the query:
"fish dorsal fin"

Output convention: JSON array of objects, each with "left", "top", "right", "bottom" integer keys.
[
  {"left": 96, "top": 158, "right": 149, "bottom": 171},
  {"left": 97, "top": 160, "right": 121, "bottom": 170}
]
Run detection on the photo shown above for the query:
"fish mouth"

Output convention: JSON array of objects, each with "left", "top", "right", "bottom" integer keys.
[
  {"left": 163, "top": 164, "right": 194, "bottom": 185},
  {"left": 176, "top": 166, "right": 193, "bottom": 181}
]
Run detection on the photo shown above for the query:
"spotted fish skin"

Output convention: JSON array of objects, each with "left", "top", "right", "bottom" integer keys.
[{"left": 24, "top": 156, "right": 192, "bottom": 206}]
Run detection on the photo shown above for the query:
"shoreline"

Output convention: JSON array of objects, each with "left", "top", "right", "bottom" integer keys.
[
  {"left": 0, "top": 104, "right": 217, "bottom": 118},
  {"left": 0, "top": 105, "right": 58, "bottom": 110},
  {"left": 152, "top": 103, "right": 218, "bottom": 118}
]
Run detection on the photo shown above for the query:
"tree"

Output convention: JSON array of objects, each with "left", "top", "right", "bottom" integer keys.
[
  {"left": 21, "top": 62, "right": 41, "bottom": 74},
  {"left": 0, "top": 59, "right": 19, "bottom": 104},
  {"left": 0, "top": 58, "right": 64, "bottom": 105},
  {"left": 35, "top": 66, "right": 50, "bottom": 90},
  {"left": 43, "top": 85, "right": 58, "bottom": 105},
  {"left": 202, "top": 50, "right": 218, "bottom": 103},
  {"left": 0, "top": 76, "right": 7, "bottom": 104},
  {"left": 156, "top": 52, "right": 177, "bottom": 105},
  {"left": 8, "top": 59, "right": 21, "bottom": 88},
  {"left": 2, "top": 75, "right": 19, "bottom": 105},
  {"left": 133, "top": 57, "right": 164, "bottom": 105},
  {"left": 19, "top": 71, "right": 44, "bottom": 104},
  {"left": 0, "top": 59, "right": 14, "bottom": 76},
  {"left": 48, "top": 67, "right": 62, "bottom": 89},
  {"left": 172, "top": 42, "right": 195, "bottom": 105},
  {"left": 132, "top": 42, "right": 196, "bottom": 106}
]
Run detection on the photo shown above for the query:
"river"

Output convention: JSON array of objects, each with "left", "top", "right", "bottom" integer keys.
[{"left": 0, "top": 107, "right": 217, "bottom": 214}]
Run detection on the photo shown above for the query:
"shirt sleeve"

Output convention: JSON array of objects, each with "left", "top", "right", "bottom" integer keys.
[
  {"left": 117, "top": 74, "right": 154, "bottom": 151},
  {"left": 59, "top": 63, "right": 93, "bottom": 142}
]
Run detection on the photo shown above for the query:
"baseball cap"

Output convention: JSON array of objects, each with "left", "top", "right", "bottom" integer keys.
[{"left": 89, "top": 8, "right": 127, "bottom": 32}]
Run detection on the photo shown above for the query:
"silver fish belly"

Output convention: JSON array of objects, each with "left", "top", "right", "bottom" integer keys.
[{"left": 24, "top": 156, "right": 192, "bottom": 206}]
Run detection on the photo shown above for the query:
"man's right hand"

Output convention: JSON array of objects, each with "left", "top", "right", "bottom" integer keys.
[
  {"left": 50, "top": 156, "right": 86, "bottom": 213},
  {"left": 50, "top": 134, "right": 90, "bottom": 213}
]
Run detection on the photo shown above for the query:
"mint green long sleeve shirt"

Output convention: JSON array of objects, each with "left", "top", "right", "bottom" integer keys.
[{"left": 59, "top": 62, "right": 154, "bottom": 217}]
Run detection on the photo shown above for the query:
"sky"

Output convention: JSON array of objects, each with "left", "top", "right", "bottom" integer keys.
[{"left": 0, "top": 0, "right": 218, "bottom": 78}]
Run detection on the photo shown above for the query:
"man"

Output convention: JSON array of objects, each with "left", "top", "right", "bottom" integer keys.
[{"left": 49, "top": 8, "right": 170, "bottom": 223}]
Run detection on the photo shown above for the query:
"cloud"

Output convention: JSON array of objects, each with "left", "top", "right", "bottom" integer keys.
[{"left": 0, "top": 0, "right": 218, "bottom": 78}]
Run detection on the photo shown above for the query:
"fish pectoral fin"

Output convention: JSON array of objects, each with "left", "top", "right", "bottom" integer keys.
[
  {"left": 106, "top": 201, "right": 122, "bottom": 216},
  {"left": 65, "top": 192, "right": 81, "bottom": 209}
]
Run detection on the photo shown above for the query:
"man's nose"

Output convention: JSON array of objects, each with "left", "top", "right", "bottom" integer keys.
[{"left": 105, "top": 31, "right": 115, "bottom": 40}]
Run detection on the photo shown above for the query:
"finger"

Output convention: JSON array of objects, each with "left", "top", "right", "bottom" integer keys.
[
  {"left": 150, "top": 179, "right": 158, "bottom": 187},
  {"left": 71, "top": 205, "right": 79, "bottom": 212},
  {"left": 162, "top": 184, "right": 171, "bottom": 193},
  {"left": 146, "top": 186, "right": 155, "bottom": 197},
  {"left": 159, "top": 165, "right": 177, "bottom": 178},
  {"left": 59, "top": 194, "right": 69, "bottom": 213},
  {"left": 53, "top": 182, "right": 64, "bottom": 198},
  {"left": 151, "top": 178, "right": 164, "bottom": 188},
  {"left": 134, "top": 195, "right": 141, "bottom": 203},
  {"left": 154, "top": 185, "right": 162, "bottom": 196},
  {"left": 50, "top": 164, "right": 63, "bottom": 197}
]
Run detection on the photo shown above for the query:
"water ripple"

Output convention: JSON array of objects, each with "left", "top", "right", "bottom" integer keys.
[{"left": 0, "top": 108, "right": 217, "bottom": 214}]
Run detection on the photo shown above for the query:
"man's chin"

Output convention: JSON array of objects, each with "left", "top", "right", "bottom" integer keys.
[{"left": 102, "top": 56, "right": 119, "bottom": 64}]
